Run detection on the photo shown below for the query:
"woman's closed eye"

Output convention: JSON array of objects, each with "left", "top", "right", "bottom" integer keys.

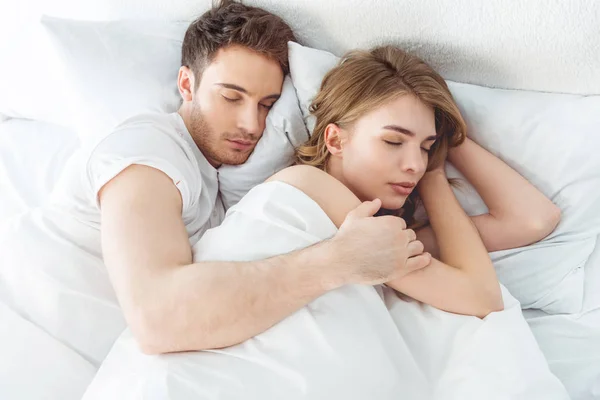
[
  {"left": 385, "top": 140, "right": 431, "bottom": 152},
  {"left": 384, "top": 140, "right": 403, "bottom": 146}
]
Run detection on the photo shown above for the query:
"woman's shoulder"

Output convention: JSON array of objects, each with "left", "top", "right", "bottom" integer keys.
[
  {"left": 266, "top": 165, "right": 360, "bottom": 227},
  {"left": 267, "top": 164, "right": 331, "bottom": 186}
]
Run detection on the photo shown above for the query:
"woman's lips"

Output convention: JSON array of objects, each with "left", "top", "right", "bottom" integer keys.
[{"left": 389, "top": 183, "right": 415, "bottom": 196}]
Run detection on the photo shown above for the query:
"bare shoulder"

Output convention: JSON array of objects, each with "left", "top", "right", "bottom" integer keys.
[
  {"left": 266, "top": 165, "right": 360, "bottom": 227},
  {"left": 266, "top": 164, "right": 332, "bottom": 186},
  {"left": 266, "top": 165, "right": 350, "bottom": 199}
]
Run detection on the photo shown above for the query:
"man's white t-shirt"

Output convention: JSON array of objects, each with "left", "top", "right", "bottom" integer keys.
[
  {"left": 2, "top": 112, "right": 225, "bottom": 366},
  {"left": 84, "top": 111, "right": 225, "bottom": 241},
  {"left": 54, "top": 111, "right": 225, "bottom": 242}
]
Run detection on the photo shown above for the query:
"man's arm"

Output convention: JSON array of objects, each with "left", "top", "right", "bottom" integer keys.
[
  {"left": 100, "top": 164, "right": 341, "bottom": 354},
  {"left": 100, "top": 165, "right": 428, "bottom": 354}
]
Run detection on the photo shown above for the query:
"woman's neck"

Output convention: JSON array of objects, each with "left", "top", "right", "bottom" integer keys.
[{"left": 324, "top": 157, "right": 346, "bottom": 187}]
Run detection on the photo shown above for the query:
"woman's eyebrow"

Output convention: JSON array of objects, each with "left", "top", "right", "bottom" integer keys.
[{"left": 382, "top": 125, "right": 436, "bottom": 141}]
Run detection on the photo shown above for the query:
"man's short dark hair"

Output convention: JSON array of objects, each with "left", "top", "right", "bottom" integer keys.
[{"left": 182, "top": 0, "right": 296, "bottom": 87}]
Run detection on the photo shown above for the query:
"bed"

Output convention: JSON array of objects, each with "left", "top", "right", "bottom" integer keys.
[{"left": 1, "top": 0, "right": 599, "bottom": 399}]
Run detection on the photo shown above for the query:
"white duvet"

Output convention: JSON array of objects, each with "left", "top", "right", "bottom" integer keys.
[{"left": 84, "top": 181, "right": 569, "bottom": 400}]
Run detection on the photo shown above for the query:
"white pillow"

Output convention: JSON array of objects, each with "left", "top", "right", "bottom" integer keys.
[
  {"left": 37, "top": 16, "right": 306, "bottom": 209},
  {"left": 0, "top": 19, "right": 72, "bottom": 127},
  {"left": 41, "top": 16, "right": 187, "bottom": 144},
  {"left": 288, "top": 42, "right": 600, "bottom": 314}
]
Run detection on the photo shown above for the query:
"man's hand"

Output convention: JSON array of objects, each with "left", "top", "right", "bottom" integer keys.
[{"left": 328, "top": 199, "right": 431, "bottom": 287}]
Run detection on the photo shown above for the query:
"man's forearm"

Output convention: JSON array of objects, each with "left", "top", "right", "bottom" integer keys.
[{"left": 137, "top": 239, "right": 341, "bottom": 354}]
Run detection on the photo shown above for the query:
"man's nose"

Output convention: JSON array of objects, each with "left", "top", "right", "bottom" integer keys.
[{"left": 238, "top": 104, "right": 262, "bottom": 137}]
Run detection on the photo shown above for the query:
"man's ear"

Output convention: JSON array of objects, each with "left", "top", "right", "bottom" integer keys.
[
  {"left": 324, "top": 123, "right": 346, "bottom": 157},
  {"left": 177, "top": 66, "right": 195, "bottom": 102}
]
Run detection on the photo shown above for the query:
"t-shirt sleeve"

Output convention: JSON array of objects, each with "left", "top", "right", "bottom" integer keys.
[{"left": 86, "top": 118, "right": 201, "bottom": 212}]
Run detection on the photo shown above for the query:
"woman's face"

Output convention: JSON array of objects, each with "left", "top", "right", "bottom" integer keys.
[{"left": 329, "top": 95, "right": 437, "bottom": 210}]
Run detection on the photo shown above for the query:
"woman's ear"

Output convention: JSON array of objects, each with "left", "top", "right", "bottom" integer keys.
[{"left": 324, "top": 123, "right": 345, "bottom": 157}]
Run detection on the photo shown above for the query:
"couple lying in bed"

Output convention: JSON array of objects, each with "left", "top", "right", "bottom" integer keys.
[{"left": 99, "top": 0, "right": 560, "bottom": 355}]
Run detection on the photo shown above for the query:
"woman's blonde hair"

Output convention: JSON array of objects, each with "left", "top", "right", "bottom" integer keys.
[{"left": 295, "top": 46, "right": 467, "bottom": 227}]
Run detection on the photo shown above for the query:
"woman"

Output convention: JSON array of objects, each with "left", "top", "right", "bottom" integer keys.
[{"left": 268, "top": 46, "right": 561, "bottom": 318}]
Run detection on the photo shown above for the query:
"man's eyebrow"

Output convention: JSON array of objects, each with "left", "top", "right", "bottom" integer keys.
[
  {"left": 383, "top": 125, "right": 437, "bottom": 141},
  {"left": 262, "top": 93, "right": 281, "bottom": 101},
  {"left": 216, "top": 83, "right": 281, "bottom": 101},
  {"left": 216, "top": 83, "right": 248, "bottom": 94}
]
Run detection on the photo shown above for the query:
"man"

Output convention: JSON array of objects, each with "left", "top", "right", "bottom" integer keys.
[{"left": 96, "top": 0, "right": 429, "bottom": 354}]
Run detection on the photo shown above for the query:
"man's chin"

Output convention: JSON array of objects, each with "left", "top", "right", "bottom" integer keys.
[{"left": 218, "top": 150, "right": 253, "bottom": 166}]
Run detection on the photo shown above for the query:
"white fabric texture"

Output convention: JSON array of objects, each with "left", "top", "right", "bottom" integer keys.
[
  {"left": 0, "top": 2, "right": 598, "bottom": 398},
  {"left": 0, "top": 16, "right": 306, "bottom": 209},
  {"left": 0, "top": 112, "right": 223, "bottom": 367},
  {"left": 39, "top": 17, "right": 188, "bottom": 144},
  {"left": 446, "top": 83, "right": 600, "bottom": 314},
  {"left": 82, "top": 181, "right": 568, "bottom": 400},
  {"left": 0, "top": 18, "right": 73, "bottom": 127},
  {"left": 87, "top": 112, "right": 224, "bottom": 242},
  {"left": 3, "top": 0, "right": 597, "bottom": 95},
  {"left": 288, "top": 41, "right": 600, "bottom": 315},
  {"left": 523, "top": 232, "right": 600, "bottom": 400},
  {"left": 0, "top": 119, "right": 79, "bottom": 225},
  {"left": 526, "top": 307, "right": 600, "bottom": 400},
  {"left": 218, "top": 76, "right": 309, "bottom": 210},
  {"left": 0, "top": 15, "right": 186, "bottom": 131},
  {"left": 0, "top": 300, "right": 97, "bottom": 400},
  {"left": 0, "top": 204, "right": 126, "bottom": 367}
]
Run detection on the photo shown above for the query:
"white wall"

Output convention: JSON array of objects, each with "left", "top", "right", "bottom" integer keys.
[{"left": 1, "top": 0, "right": 599, "bottom": 94}]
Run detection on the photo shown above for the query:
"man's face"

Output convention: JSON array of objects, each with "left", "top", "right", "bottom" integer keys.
[{"left": 184, "top": 45, "right": 284, "bottom": 167}]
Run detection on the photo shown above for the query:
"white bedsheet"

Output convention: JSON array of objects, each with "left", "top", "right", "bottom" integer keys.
[
  {"left": 83, "top": 181, "right": 569, "bottom": 400},
  {"left": 0, "top": 299, "right": 96, "bottom": 400},
  {"left": 1, "top": 118, "right": 597, "bottom": 398},
  {"left": 524, "top": 234, "right": 600, "bottom": 400},
  {"left": 525, "top": 308, "right": 600, "bottom": 400},
  {"left": 0, "top": 118, "right": 79, "bottom": 224}
]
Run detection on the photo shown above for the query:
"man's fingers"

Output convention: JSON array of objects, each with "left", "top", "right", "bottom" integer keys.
[
  {"left": 346, "top": 199, "right": 382, "bottom": 221},
  {"left": 397, "top": 217, "right": 407, "bottom": 230},
  {"left": 407, "top": 240, "right": 425, "bottom": 257},
  {"left": 405, "top": 229, "right": 417, "bottom": 242},
  {"left": 405, "top": 252, "right": 432, "bottom": 271}
]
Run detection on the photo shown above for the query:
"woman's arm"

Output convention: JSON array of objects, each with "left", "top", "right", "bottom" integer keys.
[
  {"left": 387, "top": 170, "right": 503, "bottom": 318},
  {"left": 272, "top": 165, "right": 502, "bottom": 318},
  {"left": 417, "top": 138, "right": 561, "bottom": 258}
]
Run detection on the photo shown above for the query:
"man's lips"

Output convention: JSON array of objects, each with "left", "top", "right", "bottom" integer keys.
[{"left": 226, "top": 139, "right": 255, "bottom": 150}]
